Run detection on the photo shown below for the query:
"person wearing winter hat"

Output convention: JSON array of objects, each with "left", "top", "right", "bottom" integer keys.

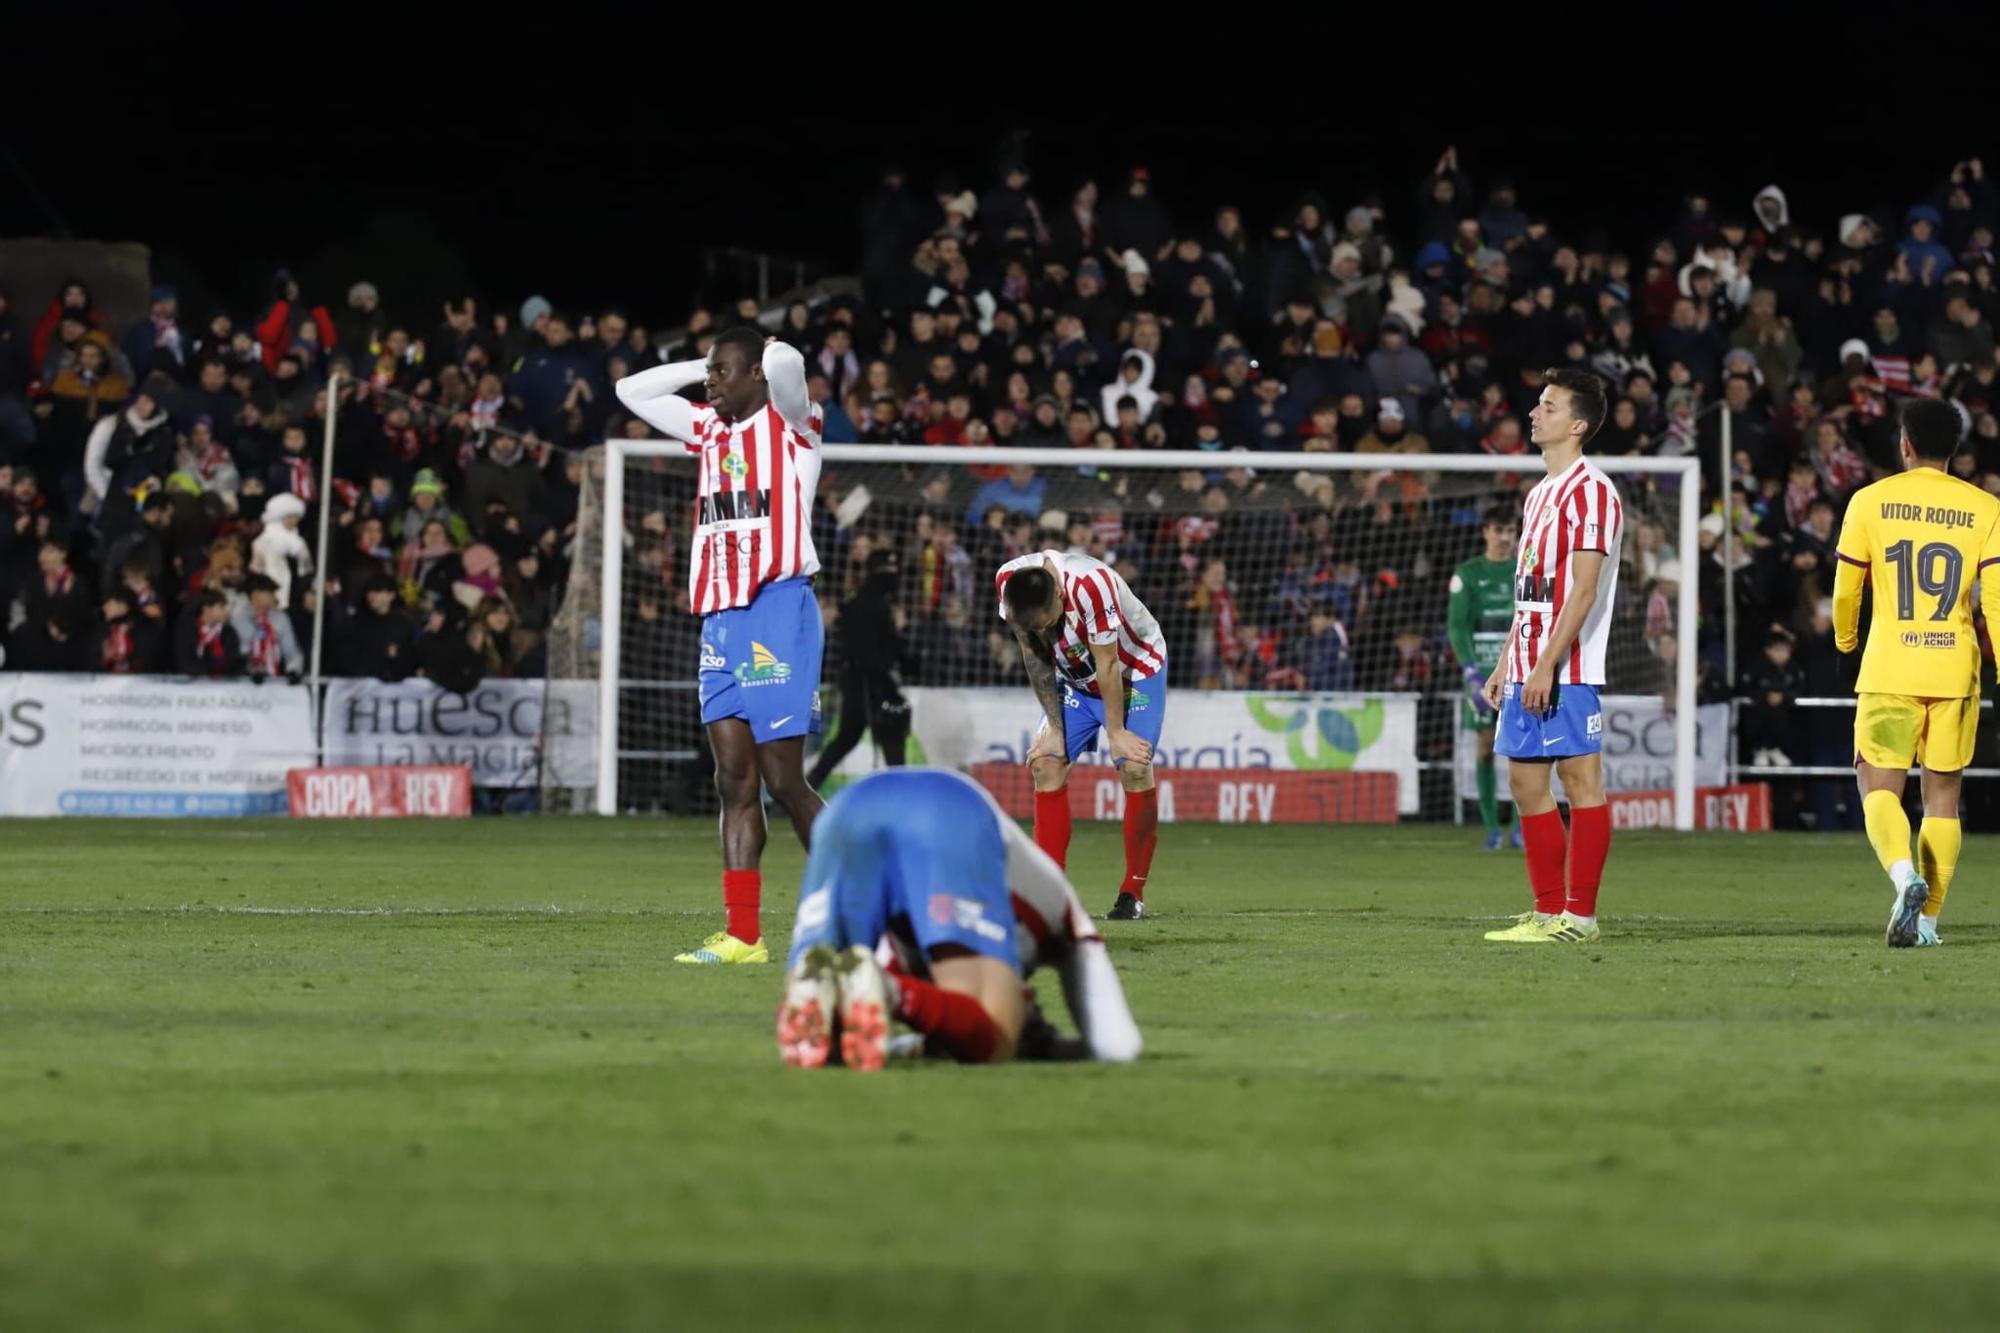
[
  {"left": 1898, "top": 204, "right": 1956, "bottom": 281},
  {"left": 398, "top": 467, "right": 469, "bottom": 546},
  {"left": 252, "top": 492, "right": 313, "bottom": 607}
]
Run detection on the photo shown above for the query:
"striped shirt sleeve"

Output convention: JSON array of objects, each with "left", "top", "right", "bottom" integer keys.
[
  {"left": 1567, "top": 479, "right": 1615, "bottom": 554},
  {"left": 1077, "top": 570, "right": 1122, "bottom": 644}
]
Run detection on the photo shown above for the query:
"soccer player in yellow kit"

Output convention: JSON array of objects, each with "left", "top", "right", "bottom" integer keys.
[{"left": 1833, "top": 399, "right": 2000, "bottom": 947}]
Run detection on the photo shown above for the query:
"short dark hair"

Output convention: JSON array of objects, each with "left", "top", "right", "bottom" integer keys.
[
  {"left": 244, "top": 573, "right": 280, "bottom": 595},
  {"left": 1542, "top": 366, "right": 1608, "bottom": 443},
  {"left": 1003, "top": 565, "right": 1056, "bottom": 619},
  {"left": 1482, "top": 503, "right": 1518, "bottom": 530},
  {"left": 711, "top": 325, "right": 764, "bottom": 368},
  {"left": 1901, "top": 397, "right": 1962, "bottom": 462},
  {"left": 199, "top": 588, "right": 229, "bottom": 610}
]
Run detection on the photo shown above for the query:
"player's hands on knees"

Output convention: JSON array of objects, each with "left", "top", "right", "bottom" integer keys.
[
  {"left": 1026, "top": 727, "right": 1066, "bottom": 766},
  {"left": 1480, "top": 669, "right": 1504, "bottom": 714},
  {"left": 1109, "top": 728, "right": 1152, "bottom": 767}
]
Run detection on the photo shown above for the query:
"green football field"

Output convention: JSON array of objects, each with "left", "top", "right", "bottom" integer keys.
[{"left": 4, "top": 817, "right": 1998, "bottom": 1332}]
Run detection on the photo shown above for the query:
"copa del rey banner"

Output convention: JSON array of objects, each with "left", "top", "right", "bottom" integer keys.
[
  {"left": 833, "top": 688, "right": 1421, "bottom": 814},
  {"left": 322, "top": 679, "right": 597, "bottom": 788},
  {"left": 0, "top": 672, "right": 315, "bottom": 816}
]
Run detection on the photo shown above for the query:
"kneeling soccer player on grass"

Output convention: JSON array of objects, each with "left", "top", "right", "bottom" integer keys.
[{"left": 776, "top": 768, "right": 1142, "bottom": 1069}]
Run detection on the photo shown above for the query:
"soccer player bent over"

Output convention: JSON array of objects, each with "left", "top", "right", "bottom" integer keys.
[
  {"left": 996, "top": 550, "right": 1169, "bottom": 920},
  {"left": 1450, "top": 504, "right": 1522, "bottom": 850},
  {"left": 1482, "top": 368, "right": 1623, "bottom": 945},
  {"left": 614, "top": 328, "right": 826, "bottom": 964},
  {"left": 776, "top": 768, "right": 1143, "bottom": 1069},
  {"left": 1832, "top": 398, "right": 2000, "bottom": 947}
]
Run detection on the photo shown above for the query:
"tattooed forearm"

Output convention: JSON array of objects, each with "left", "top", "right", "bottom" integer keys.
[{"left": 1015, "top": 626, "right": 1066, "bottom": 731}]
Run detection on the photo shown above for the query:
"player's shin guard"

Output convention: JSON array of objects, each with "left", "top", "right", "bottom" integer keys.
[
  {"left": 1918, "top": 817, "right": 1960, "bottom": 918},
  {"left": 723, "top": 868, "right": 762, "bottom": 944},
  {"left": 1863, "top": 789, "right": 1914, "bottom": 881},
  {"left": 1566, "top": 803, "right": 1610, "bottom": 918},
  {"left": 1034, "top": 787, "right": 1072, "bottom": 869},
  {"left": 1119, "top": 787, "right": 1159, "bottom": 901},
  {"left": 892, "top": 976, "right": 1003, "bottom": 1063},
  {"left": 1519, "top": 808, "right": 1567, "bottom": 916},
  {"left": 1475, "top": 758, "right": 1501, "bottom": 835}
]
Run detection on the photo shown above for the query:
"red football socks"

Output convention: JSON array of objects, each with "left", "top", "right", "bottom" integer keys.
[
  {"left": 1119, "top": 786, "right": 1159, "bottom": 901},
  {"left": 1034, "top": 787, "right": 1072, "bottom": 869},
  {"left": 1519, "top": 808, "right": 1568, "bottom": 916},
  {"left": 1567, "top": 803, "right": 1611, "bottom": 918},
  {"left": 723, "top": 868, "right": 761, "bottom": 943},
  {"left": 892, "top": 976, "right": 1002, "bottom": 1063}
]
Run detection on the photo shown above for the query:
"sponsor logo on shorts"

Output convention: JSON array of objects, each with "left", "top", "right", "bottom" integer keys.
[
  {"left": 699, "top": 641, "right": 727, "bottom": 672},
  {"left": 929, "top": 893, "right": 1008, "bottom": 943},
  {"left": 735, "top": 641, "right": 793, "bottom": 685},
  {"left": 1126, "top": 687, "right": 1152, "bottom": 710},
  {"left": 796, "top": 887, "right": 830, "bottom": 932},
  {"left": 1586, "top": 712, "right": 1603, "bottom": 737}
]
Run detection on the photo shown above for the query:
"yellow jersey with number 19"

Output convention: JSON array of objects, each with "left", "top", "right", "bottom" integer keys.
[{"left": 1832, "top": 467, "right": 2000, "bottom": 698}]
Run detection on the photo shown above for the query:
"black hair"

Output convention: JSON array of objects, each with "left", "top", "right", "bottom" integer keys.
[
  {"left": 1901, "top": 397, "right": 1963, "bottom": 462},
  {"left": 1003, "top": 565, "right": 1057, "bottom": 618},
  {"left": 1482, "top": 503, "right": 1518, "bottom": 530},
  {"left": 711, "top": 325, "right": 764, "bottom": 369},
  {"left": 1541, "top": 366, "right": 1609, "bottom": 442},
  {"left": 244, "top": 573, "right": 280, "bottom": 595}
]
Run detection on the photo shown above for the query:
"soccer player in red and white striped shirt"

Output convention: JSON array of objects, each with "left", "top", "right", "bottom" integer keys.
[
  {"left": 1479, "top": 367, "right": 1624, "bottom": 945},
  {"left": 996, "top": 550, "right": 1169, "bottom": 921},
  {"left": 614, "top": 328, "right": 826, "bottom": 965}
]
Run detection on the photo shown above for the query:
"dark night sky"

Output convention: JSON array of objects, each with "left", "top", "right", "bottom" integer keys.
[{"left": 2, "top": 23, "right": 1982, "bottom": 329}]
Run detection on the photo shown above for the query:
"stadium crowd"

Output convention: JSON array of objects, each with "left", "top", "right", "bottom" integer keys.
[{"left": 2, "top": 149, "right": 1996, "bottom": 821}]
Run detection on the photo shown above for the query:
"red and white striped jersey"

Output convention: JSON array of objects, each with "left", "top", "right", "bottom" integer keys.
[
  {"left": 994, "top": 550, "right": 1167, "bottom": 694},
  {"left": 1505, "top": 456, "right": 1625, "bottom": 686},
  {"left": 685, "top": 400, "right": 822, "bottom": 614}
]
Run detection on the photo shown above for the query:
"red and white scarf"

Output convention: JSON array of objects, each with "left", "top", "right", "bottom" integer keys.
[
  {"left": 195, "top": 622, "right": 226, "bottom": 675},
  {"left": 284, "top": 455, "right": 316, "bottom": 502},
  {"left": 249, "top": 613, "right": 282, "bottom": 677},
  {"left": 101, "top": 621, "right": 135, "bottom": 672},
  {"left": 193, "top": 441, "right": 231, "bottom": 482}
]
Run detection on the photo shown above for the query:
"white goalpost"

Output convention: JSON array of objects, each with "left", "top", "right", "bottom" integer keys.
[{"left": 590, "top": 442, "right": 1703, "bottom": 828}]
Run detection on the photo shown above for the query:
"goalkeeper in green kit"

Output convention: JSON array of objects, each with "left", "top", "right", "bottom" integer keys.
[{"left": 1449, "top": 504, "right": 1522, "bottom": 850}]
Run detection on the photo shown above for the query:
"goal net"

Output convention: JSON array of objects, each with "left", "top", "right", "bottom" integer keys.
[{"left": 581, "top": 443, "right": 1702, "bottom": 826}]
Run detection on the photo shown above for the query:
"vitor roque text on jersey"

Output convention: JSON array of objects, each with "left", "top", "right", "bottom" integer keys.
[{"left": 1878, "top": 502, "right": 1980, "bottom": 529}]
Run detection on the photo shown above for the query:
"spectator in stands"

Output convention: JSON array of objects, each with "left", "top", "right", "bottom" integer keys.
[
  {"left": 1365, "top": 316, "right": 1437, "bottom": 419},
  {"left": 175, "top": 588, "right": 243, "bottom": 677},
  {"left": 89, "top": 587, "right": 162, "bottom": 673},
  {"left": 252, "top": 493, "right": 313, "bottom": 607},
  {"left": 10, "top": 535, "right": 92, "bottom": 670},
  {"left": 416, "top": 602, "right": 486, "bottom": 694},
  {"left": 233, "top": 573, "right": 302, "bottom": 680},
  {"left": 120, "top": 287, "right": 189, "bottom": 384}
]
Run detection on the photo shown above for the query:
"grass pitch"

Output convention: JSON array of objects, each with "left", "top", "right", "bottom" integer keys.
[{"left": 3, "top": 817, "right": 1999, "bottom": 1332}]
